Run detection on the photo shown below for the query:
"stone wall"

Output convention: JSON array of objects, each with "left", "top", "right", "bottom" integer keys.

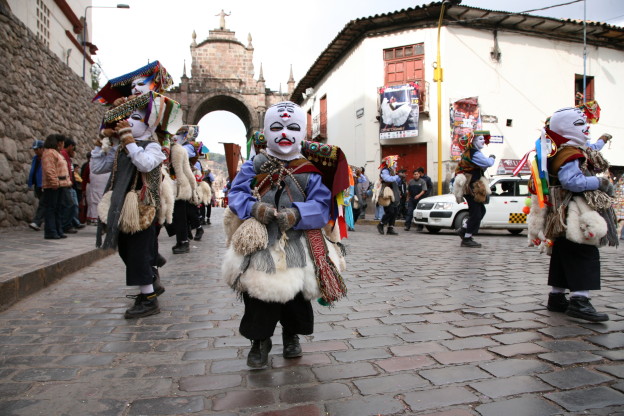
[{"left": 0, "top": 5, "right": 105, "bottom": 228}]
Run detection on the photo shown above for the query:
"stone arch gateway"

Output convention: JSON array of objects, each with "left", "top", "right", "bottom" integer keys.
[{"left": 166, "top": 16, "right": 295, "bottom": 139}]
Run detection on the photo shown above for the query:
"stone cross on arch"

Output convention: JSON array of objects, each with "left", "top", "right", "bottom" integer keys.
[{"left": 215, "top": 9, "right": 231, "bottom": 30}]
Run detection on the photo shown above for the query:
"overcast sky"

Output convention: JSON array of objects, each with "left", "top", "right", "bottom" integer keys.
[{"left": 92, "top": 0, "right": 624, "bottom": 152}]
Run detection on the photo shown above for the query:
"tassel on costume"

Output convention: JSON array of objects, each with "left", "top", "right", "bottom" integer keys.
[{"left": 119, "top": 191, "right": 141, "bottom": 234}]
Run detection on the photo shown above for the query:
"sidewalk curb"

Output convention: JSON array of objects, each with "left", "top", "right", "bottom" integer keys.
[{"left": 0, "top": 248, "right": 114, "bottom": 312}]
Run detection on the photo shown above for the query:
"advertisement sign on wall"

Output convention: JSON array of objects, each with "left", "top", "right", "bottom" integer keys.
[
  {"left": 378, "top": 83, "right": 420, "bottom": 139},
  {"left": 450, "top": 97, "right": 481, "bottom": 160}
]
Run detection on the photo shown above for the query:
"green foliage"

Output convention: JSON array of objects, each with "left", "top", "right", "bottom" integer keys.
[{"left": 91, "top": 64, "right": 101, "bottom": 91}]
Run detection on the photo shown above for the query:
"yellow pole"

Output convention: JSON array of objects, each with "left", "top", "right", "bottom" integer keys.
[{"left": 434, "top": 3, "right": 447, "bottom": 195}]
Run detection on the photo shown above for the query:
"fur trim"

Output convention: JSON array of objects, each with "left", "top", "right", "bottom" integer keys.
[
  {"left": 159, "top": 166, "right": 175, "bottom": 224},
  {"left": 472, "top": 176, "right": 489, "bottom": 203},
  {"left": 566, "top": 196, "right": 607, "bottom": 246},
  {"left": 453, "top": 174, "right": 467, "bottom": 203},
  {"left": 197, "top": 181, "right": 212, "bottom": 205},
  {"left": 98, "top": 191, "right": 112, "bottom": 223},
  {"left": 223, "top": 207, "right": 244, "bottom": 247},
  {"left": 222, "top": 234, "right": 322, "bottom": 303},
  {"left": 171, "top": 143, "right": 196, "bottom": 201}
]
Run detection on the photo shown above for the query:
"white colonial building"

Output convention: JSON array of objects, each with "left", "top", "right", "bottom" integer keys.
[{"left": 293, "top": 2, "right": 624, "bottom": 192}]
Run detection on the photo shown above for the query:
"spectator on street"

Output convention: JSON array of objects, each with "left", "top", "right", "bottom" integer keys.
[
  {"left": 60, "top": 137, "right": 84, "bottom": 234},
  {"left": 41, "top": 134, "right": 71, "bottom": 239},
  {"left": 28, "top": 140, "right": 45, "bottom": 231},
  {"left": 404, "top": 169, "right": 427, "bottom": 231},
  {"left": 415, "top": 167, "right": 433, "bottom": 230},
  {"left": 376, "top": 155, "right": 402, "bottom": 236},
  {"left": 397, "top": 169, "right": 408, "bottom": 219}
]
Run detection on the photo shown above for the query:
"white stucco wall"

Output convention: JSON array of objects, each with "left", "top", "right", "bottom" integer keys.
[
  {"left": 302, "top": 24, "right": 624, "bottom": 186},
  {"left": 7, "top": 0, "right": 90, "bottom": 83}
]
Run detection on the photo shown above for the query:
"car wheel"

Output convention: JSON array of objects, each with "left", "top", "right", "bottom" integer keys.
[
  {"left": 508, "top": 229, "right": 523, "bottom": 235},
  {"left": 453, "top": 211, "right": 469, "bottom": 231},
  {"left": 425, "top": 226, "right": 441, "bottom": 233}
]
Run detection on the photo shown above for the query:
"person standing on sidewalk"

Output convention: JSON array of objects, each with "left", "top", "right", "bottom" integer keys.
[
  {"left": 28, "top": 140, "right": 45, "bottom": 231},
  {"left": 222, "top": 101, "right": 347, "bottom": 369},
  {"left": 41, "top": 134, "right": 71, "bottom": 239},
  {"left": 376, "top": 155, "right": 402, "bottom": 236},
  {"left": 404, "top": 169, "right": 427, "bottom": 231},
  {"left": 453, "top": 131, "right": 495, "bottom": 248}
]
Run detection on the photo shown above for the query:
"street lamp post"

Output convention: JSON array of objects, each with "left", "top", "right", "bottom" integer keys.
[
  {"left": 433, "top": 0, "right": 460, "bottom": 195},
  {"left": 82, "top": 4, "right": 130, "bottom": 81}
]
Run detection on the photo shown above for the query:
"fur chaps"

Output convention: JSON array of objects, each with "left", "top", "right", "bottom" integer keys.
[
  {"left": 159, "top": 166, "right": 175, "bottom": 225},
  {"left": 171, "top": 143, "right": 197, "bottom": 201}
]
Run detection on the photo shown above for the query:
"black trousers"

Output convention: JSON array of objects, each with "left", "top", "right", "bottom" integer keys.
[
  {"left": 239, "top": 292, "right": 314, "bottom": 340},
  {"left": 404, "top": 198, "right": 418, "bottom": 229},
  {"left": 381, "top": 205, "right": 398, "bottom": 227},
  {"left": 173, "top": 200, "right": 201, "bottom": 243},
  {"left": 464, "top": 194, "right": 486, "bottom": 235},
  {"left": 548, "top": 237, "right": 600, "bottom": 291},
  {"left": 118, "top": 224, "right": 156, "bottom": 286}
]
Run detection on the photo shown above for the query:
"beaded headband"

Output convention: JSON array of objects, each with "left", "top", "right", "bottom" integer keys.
[
  {"left": 101, "top": 91, "right": 182, "bottom": 135},
  {"left": 93, "top": 60, "right": 173, "bottom": 105}
]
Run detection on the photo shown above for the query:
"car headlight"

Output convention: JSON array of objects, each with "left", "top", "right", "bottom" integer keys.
[{"left": 433, "top": 202, "right": 454, "bottom": 210}]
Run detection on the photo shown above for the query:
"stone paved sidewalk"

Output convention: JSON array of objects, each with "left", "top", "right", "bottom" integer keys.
[
  {"left": 0, "top": 224, "right": 112, "bottom": 311},
  {"left": 0, "top": 208, "right": 623, "bottom": 415}
]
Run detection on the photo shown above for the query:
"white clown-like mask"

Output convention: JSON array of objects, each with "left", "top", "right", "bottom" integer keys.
[
  {"left": 127, "top": 107, "right": 155, "bottom": 141},
  {"left": 473, "top": 135, "right": 486, "bottom": 150},
  {"left": 264, "top": 101, "right": 306, "bottom": 160},
  {"left": 131, "top": 76, "right": 156, "bottom": 96},
  {"left": 549, "top": 107, "right": 590, "bottom": 147},
  {"left": 173, "top": 131, "right": 187, "bottom": 144}
]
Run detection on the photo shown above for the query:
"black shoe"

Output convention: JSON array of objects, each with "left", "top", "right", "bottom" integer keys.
[
  {"left": 44, "top": 235, "right": 61, "bottom": 240},
  {"left": 155, "top": 253, "right": 167, "bottom": 268},
  {"left": 59, "top": 234, "right": 68, "bottom": 239},
  {"left": 282, "top": 333, "right": 302, "bottom": 358},
  {"left": 547, "top": 293, "right": 568, "bottom": 312},
  {"left": 75, "top": 223, "right": 86, "bottom": 229},
  {"left": 386, "top": 227, "right": 398, "bottom": 235},
  {"left": 461, "top": 237, "right": 481, "bottom": 248},
  {"left": 172, "top": 241, "right": 190, "bottom": 254},
  {"left": 29, "top": 222, "right": 41, "bottom": 231},
  {"left": 153, "top": 270, "right": 165, "bottom": 296},
  {"left": 193, "top": 227, "right": 204, "bottom": 241},
  {"left": 404, "top": 226, "right": 411, "bottom": 231},
  {"left": 566, "top": 296, "right": 609, "bottom": 322},
  {"left": 124, "top": 293, "right": 160, "bottom": 319},
  {"left": 457, "top": 227, "right": 466, "bottom": 239},
  {"left": 200, "top": 220, "right": 207, "bottom": 225},
  {"left": 377, "top": 223, "right": 385, "bottom": 235},
  {"left": 64, "top": 228, "right": 78, "bottom": 234},
  {"left": 247, "top": 338, "right": 272, "bottom": 368},
  {"left": 206, "top": 219, "right": 211, "bottom": 225}
]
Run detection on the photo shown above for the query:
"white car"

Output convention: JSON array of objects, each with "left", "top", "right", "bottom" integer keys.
[{"left": 413, "top": 176, "right": 530, "bottom": 234}]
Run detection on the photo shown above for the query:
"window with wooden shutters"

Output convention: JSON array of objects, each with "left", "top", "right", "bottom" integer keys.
[
  {"left": 384, "top": 44, "right": 425, "bottom": 112},
  {"left": 307, "top": 110, "right": 312, "bottom": 140},
  {"left": 575, "top": 74, "right": 595, "bottom": 105}
]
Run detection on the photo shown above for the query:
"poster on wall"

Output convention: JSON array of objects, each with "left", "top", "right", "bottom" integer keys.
[
  {"left": 378, "top": 83, "right": 419, "bottom": 139},
  {"left": 450, "top": 97, "right": 482, "bottom": 160}
]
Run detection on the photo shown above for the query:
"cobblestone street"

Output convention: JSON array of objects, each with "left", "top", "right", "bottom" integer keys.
[{"left": 1, "top": 208, "right": 623, "bottom": 415}]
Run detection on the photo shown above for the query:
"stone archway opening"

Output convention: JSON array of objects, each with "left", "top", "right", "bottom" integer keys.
[{"left": 190, "top": 94, "right": 256, "bottom": 154}]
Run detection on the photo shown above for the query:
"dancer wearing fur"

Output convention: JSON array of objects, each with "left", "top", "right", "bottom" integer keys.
[
  {"left": 454, "top": 132, "right": 495, "bottom": 248},
  {"left": 168, "top": 125, "right": 202, "bottom": 254},
  {"left": 222, "top": 102, "right": 336, "bottom": 369},
  {"left": 90, "top": 61, "right": 181, "bottom": 319},
  {"left": 542, "top": 107, "right": 615, "bottom": 322}
]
